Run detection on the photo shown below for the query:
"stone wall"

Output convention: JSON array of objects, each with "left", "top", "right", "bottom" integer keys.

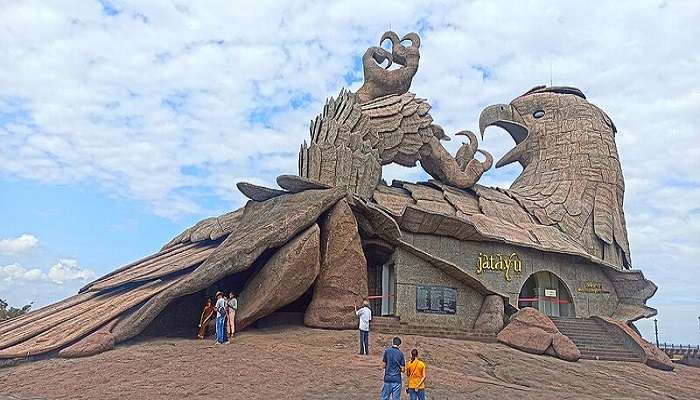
[
  {"left": 398, "top": 232, "right": 619, "bottom": 319},
  {"left": 393, "top": 249, "right": 484, "bottom": 330}
]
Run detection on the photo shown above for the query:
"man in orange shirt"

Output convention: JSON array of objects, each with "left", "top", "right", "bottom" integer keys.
[{"left": 405, "top": 348, "right": 426, "bottom": 400}]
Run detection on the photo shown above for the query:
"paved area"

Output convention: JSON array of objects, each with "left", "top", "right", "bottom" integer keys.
[{"left": 1, "top": 326, "right": 698, "bottom": 400}]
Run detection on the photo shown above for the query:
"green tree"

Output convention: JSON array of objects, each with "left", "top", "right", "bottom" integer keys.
[{"left": 0, "top": 298, "right": 32, "bottom": 321}]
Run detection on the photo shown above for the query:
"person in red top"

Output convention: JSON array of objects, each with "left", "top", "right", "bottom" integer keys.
[{"left": 405, "top": 348, "right": 426, "bottom": 400}]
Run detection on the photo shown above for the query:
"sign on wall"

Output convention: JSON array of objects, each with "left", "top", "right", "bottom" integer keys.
[
  {"left": 474, "top": 252, "right": 523, "bottom": 281},
  {"left": 544, "top": 289, "right": 557, "bottom": 297},
  {"left": 416, "top": 286, "right": 457, "bottom": 315},
  {"left": 576, "top": 281, "right": 610, "bottom": 294}
]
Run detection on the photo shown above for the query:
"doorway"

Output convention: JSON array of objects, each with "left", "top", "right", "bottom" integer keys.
[
  {"left": 363, "top": 239, "right": 395, "bottom": 316},
  {"left": 518, "top": 271, "right": 575, "bottom": 317}
]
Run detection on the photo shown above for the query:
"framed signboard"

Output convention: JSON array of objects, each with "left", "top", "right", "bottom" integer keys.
[{"left": 415, "top": 286, "right": 457, "bottom": 314}]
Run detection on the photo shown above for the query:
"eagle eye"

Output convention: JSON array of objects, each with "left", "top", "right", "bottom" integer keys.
[{"left": 533, "top": 110, "right": 545, "bottom": 119}]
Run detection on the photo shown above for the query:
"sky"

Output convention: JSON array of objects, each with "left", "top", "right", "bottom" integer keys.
[{"left": 0, "top": 0, "right": 698, "bottom": 344}]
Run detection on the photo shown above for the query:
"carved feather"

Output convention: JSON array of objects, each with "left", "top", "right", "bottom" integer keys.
[{"left": 299, "top": 88, "right": 435, "bottom": 197}]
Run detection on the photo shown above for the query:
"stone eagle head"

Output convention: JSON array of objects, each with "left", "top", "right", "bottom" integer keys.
[{"left": 478, "top": 85, "right": 617, "bottom": 170}]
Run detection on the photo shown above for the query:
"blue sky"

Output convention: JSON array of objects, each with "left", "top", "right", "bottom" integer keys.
[{"left": 1, "top": 0, "right": 699, "bottom": 344}]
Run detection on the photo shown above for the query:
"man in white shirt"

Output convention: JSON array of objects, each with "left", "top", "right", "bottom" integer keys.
[
  {"left": 354, "top": 299, "right": 372, "bottom": 355},
  {"left": 214, "top": 291, "right": 229, "bottom": 344}
]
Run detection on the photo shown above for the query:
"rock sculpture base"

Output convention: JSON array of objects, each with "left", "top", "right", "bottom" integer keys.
[
  {"left": 304, "top": 199, "right": 368, "bottom": 329},
  {"left": 497, "top": 307, "right": 580, "bottom": 362}
]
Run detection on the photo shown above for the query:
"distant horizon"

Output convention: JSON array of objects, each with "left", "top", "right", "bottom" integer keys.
[{"left": 1, "top": 0, "right": 699, "bottom": 344}]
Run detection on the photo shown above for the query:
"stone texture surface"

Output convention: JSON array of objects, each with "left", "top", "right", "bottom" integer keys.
[
  {"left": 479, "top": 87, "right": 630, "bottom": 270},
  {"left": 304, "top": 199, "right": 368, "bottom": 329},
  {"left": 472, "top": 294, "right": 505, "bottom": 333},
  {"left": 355, "top": 31, "right": 420, "bottom": 104},
  {"left": 0, "top": 278, "right": 182, "bottom": 359},
  {"left": 236, "top": 182, "right": 288, "bottom": 202},
  {"left": 236, "top": 224, "right": 321, "bottom": 330},
  {"left": 551, "top": 333, "right": 581, "bottom": 362},
  {"left": 58, "top": 319, "right": 119, "bottom": 358},
  {"left": 299, "top": 32, "right": 492, "bottom": 197},
  {"left": 497, "top": 322, "right": 553, "bottom": 355},
  {"left": 398, "top": 231, "right": 621, "bottom": 321},
  {"left": 276, "top": 174, "right": 331, "bottom": 193},
  {"left": 111, "top": 188, "right": 344, "bottom": 344},
  {"left": 393, "top": 250, "right": 484, "bottom": 331},
  {"left": 508, "top": 307, "right": 559, "bottom": 334},
  {"left": 5, "top": 329, "right": 700, "bottom": 400},
  {"left": 497, "top": 307, "right": 579, "bottom": 362},
  {"left": 161, "top": 209, "right": 244, "bottom": 249},
  {"left": 595, "top": 317, "right": 674, "bottom": 371}
]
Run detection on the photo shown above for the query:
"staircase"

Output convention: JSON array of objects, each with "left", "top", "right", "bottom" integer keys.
[
  {"left": 551, "top": 317, "right": 643, "bottom": 362},
  {"left": 370, "top": 316, "right": 496, "bottom": 343}
]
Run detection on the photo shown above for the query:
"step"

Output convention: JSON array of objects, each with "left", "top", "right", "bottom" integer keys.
[
  {"left": 576, "top": 341, "right": 632, "bottom": 348},
  {"left": 567, "top": 336, "right": 624, "bottom": 347},
  {"left": 561, "top": 331, "right": 614, "bottom": 337},
  {"left": 556, "top": 324, "right": 607, "bottom": 329},
  {"left": 579, "top": 347, "right": 634, "bottom": 354},
  {"left": 581, "top": 355, "right": 642, "bottom": 362},
  {"left": 562, "top": 332, "right": 612, "bottom": 337},
  {"left": 552, "top": 319, "right": 602, "bottom": 325},
  {"left": 581, "top": 353, "right": 640, "bottom": 360},
  {"left": 557, "top": 327, "right": 606, "bottom": 332},
  {"left": 554, "top": 321, "right": 603, "bottom": 327},
  {"left": 579, "top": 347, "right": 638, "bottom": 354},
  {"left": 559, "top": 329, "right": 607, "bottom": 334},
  {"left": 550, "top": 317, "right": 645, "bottom": 363}
]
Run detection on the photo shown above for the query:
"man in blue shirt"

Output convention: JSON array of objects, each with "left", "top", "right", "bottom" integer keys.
[{"left": 380, "top": 336, "right": 405, "bottom": 400}]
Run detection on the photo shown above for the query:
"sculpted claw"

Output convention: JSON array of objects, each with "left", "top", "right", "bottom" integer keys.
[
  {"left": 455, "top": 130, "right": 479, "bottom": 170},
  {"left": 356, "top": 30, "right": 421, "bottom": 103},
  {"left": 303, "top": 32, "right": 493, "bottom": 193},
  {"left": 476, "top": 149, "right": 493, "bottom": 172},
  {"left": 418, "top": 128, "right": 491, "bottom": 189}
]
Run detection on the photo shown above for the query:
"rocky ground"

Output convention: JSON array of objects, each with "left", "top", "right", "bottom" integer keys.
[{"left": 1, "top": 325, "right": 698, "bottom": 400}]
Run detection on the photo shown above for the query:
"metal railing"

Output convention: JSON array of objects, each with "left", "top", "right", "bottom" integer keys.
[{"left": 657, "top": 343, "right": 700, "bottom": 360}]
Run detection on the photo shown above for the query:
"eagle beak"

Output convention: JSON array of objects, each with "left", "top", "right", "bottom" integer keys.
[{"left": 478, "top": 104, "right": 529, "bottom": 168}]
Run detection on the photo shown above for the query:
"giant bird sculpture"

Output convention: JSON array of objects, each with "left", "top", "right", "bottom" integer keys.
[{"left": 0, "top": 32, "right": 656, "bottom": 362}]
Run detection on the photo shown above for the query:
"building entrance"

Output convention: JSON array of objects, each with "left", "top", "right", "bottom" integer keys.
[
  {"left": 363, "top": 240, "right": 395, "bottom": 316},
  {"left": 518, "top": 271, "right": 575, "bottom": 317}
]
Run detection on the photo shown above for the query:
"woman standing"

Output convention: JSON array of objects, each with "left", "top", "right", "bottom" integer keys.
[
  {"left": 226, "top": 292, "right": 238, "bottom": 338},
  {"left": 197, "top": 298, "right": 216, "bottom": 339},
  {"left": 405, "top": 348, "right": 426, "bottom": 400}
]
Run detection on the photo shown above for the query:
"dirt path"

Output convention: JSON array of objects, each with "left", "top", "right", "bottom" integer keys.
[{"left": 1, "top": 326, "right": 698, "bottom": 399}]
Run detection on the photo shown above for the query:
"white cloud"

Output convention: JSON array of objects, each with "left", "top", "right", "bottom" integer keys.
[
  {"left": 0, "top": 263, "right": 44, "bottom": 282},
  {"left": 0, "top": 259, "right": 95, "bottom": 285},
  {"left": 0, "top": 234, "right": 39, "bottom": 256},
  {"left": 47, "top": 258, "right": 96, "bottom": 284}
]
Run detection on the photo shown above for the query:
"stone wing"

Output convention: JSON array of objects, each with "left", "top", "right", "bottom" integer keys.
[{"left": 298, "top": 89, "right": 435, "bottom": 197}]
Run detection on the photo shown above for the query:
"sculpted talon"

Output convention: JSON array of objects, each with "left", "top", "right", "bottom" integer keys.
[
  {"left": 356, "top": 30, "right": 420, "bottom": 103},
  {"left": 455, "top": 130, "right": 479, "bottom": 170},
  {"left": 477, "top": 149, "right": 493, "bottom": 171}
]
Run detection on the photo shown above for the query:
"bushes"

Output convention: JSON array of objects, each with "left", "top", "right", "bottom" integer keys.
[{"left": 0, "top": 298, "right": 32, "bottom": 321}]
